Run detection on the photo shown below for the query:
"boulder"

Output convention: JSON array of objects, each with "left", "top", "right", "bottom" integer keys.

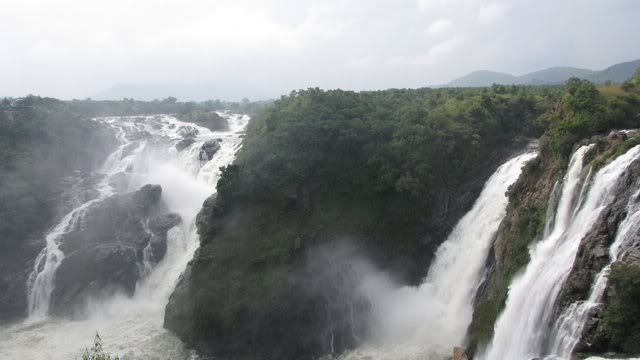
[
  {"left": 148, "top": 213, "right": 182, "bottom": 261},
  {"left": 178, "top": 126, "right": 199, "bottom": 139},
  {"left": 608, "top": 131, "right": 628, "bottom": 144},
  {"left": 198, "top": 139, "right": 222, "bottom": 161},
  {"left": 49, "top": 184, "right": 180, "bottom": 315},
  {"left": 453, "top": 347, "right": 467, "bottom": 360},
  {"left": 176, "top": 138, "right": 195, "bottom": 152}
]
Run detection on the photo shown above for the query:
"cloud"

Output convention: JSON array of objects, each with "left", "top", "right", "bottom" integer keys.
[
  {"left": 1, "top": 0, "right": 639, "bottom": 99},
  {"left": 477, "top": 2, "right": 507, "bottom": 25},
  {"left": 425, "top": 18, "right": 454, "bottom": 37},
  {"left": 392, "top": 35, "right": 465, "bottom": 66}
]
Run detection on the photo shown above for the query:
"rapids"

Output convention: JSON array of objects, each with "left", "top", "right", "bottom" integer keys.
[{"left": 0, "top": 113, "right": 248, "bottom": 360}]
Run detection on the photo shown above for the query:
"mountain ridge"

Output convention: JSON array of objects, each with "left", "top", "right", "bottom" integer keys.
[{"left": 445, "top": 59, "right": 640, "bottom": 87}]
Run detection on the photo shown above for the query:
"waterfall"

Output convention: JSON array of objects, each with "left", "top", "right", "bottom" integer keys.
[
  {"left": 549, "top": 185, "right": 640, "bottom": 358},
  {"left": 2, "top": 113, "right": 248, "bottom": 360},
  {"left": 342, "top": 151, "right": 536, "bottom": 360},
  {"left": 480, "top": 144, "right": 640, "bottom": 360},
  {"left": 25, "top": 125, "right": 138, "bottom": 320}
]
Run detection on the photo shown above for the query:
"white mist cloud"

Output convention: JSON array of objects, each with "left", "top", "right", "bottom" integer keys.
[
  {"left": 477, "top": 2, "right": 507, "bottom": 25},
  {"left": 425, "top": 18, "right": 454, "bottom": 37}
]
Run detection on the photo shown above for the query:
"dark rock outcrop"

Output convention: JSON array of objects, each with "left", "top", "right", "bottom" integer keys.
[
  {"left": 198, "top": 139, "right": 221, "bottom": 161},
  {"left": 49, "top": 184, "right": 181, "bottom": 315},
  {"left": 178, "top": 126, "right": 199, "bottom": 139},
  {"left": 165, "top": 241, "right": 371, "bottom": 360},
  {"left": 0, "top": 107, "right": 117, "bottom": 321},
  {"left": 176, "top": 138, "right": 196, "bottom": 152},
  {"left": 163, "top": 146, "right": 523, "bottom": 360},
  {"left": 178, "top": 111, "right": 229, "bottom": 132}
]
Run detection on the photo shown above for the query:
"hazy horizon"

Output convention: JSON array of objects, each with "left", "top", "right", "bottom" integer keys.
[{"left": 3, "top": 0, "right": 640, "bottom": 101}]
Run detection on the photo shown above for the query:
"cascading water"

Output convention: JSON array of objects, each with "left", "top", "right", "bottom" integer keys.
[
  {"left": 480, "top": 144, "right": 640, "bottom": 360},
  {"left": 342, "top": 151, "right": 536, "bottom": 360},
  {"left": 25, "top": 125, "right": 141, "bottom": 320},
  {"left": 0, "top": 113, "right": 249, "bottom": 359},
  {"left": 549, "top": 187, "right": 640, "bottom": 358}
]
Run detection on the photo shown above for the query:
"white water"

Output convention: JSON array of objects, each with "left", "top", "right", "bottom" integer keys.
[
  {"left": 342, "top": 152, "right": 537, "bottom": 360},
  {"left": 480, "top": 144, "right": 640, "bottom": 360},
  {"left": 0, "top": 113, "right": 248, "bottom": 360},
  {"left": 549, "top": 185, "right": 640, "bottom": 358}
]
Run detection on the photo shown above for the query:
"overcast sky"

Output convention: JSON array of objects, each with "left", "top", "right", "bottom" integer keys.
[{"left": 2, "top": 0, "right": 639, "bottom": 100}]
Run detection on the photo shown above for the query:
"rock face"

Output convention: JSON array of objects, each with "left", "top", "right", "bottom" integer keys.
[
  {"left": 49, "top": 184, "right": 181, "bottom": 315},
  {"left": 470, "top": 134, "right": 640, "bottom": 357},
  {"left": 178, "top": 126, "right": 199, "bottom": 139},
  {"left": 469, "top": 153, "right": 561, "bottom": 353},
  {"left": 556, "top": 161, "right": 639, "bottom": 309},
  {"left": 179, "top": 111, "right": 229, "bottom": 132},
  {"left": 608, "top": 131, "right": 628, "bottom": 144},
  {"left": 176, "top": 138, "right": 196, "bottom": 152},
  {"left": 198, "top": 139, "right": 221, "bottom": 161},
  {"left": 165, "top": 239, "right": 371, "bottom": 360},
  {"left": 163, "top": 146, "right": 522, "bottom": 360},
  {"left": 0, "top": 105, "right": 117, "bottom": 321}
]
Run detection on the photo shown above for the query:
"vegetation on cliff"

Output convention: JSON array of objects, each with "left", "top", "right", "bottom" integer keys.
[
  {"left": 594, "top": 264, "right": 640, "bottom": 354},
  {"left": 166, "top": 85, "right": 565, "bottom": 359},
  {"left": 469, "top": 70, "right": 640, "bottom": 353}
]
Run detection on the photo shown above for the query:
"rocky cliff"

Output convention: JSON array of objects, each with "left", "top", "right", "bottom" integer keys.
[
  {"left": 163, "top": 87, "right": 547, "bottom": 359},
  {"left": 470, "top": 132, "right": 640, "bottom": 358}
]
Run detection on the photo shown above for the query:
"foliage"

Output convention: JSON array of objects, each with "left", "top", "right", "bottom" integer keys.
[
  {"left": 188, "top": 85, "right": 564, "bottom": 358},
  {"left": 541, "top": 76, "right": 640, "bottom": 159},
  {"left": 0, "top": 96, "right": 115, "bottom": 259},
  {"left": 62, "top": 96, "right": 268, "bottom": 118},
  {"left": 78, "top": 333, "right": 119, "bottom": 360},
  {"left": 227, "top": 86, "right": 557, "bottom": 208},
  {"left": 592, "top": 135, "right": 640, "bottom": 171},
  {"left": 470, "top": 75, "right": 640, "bottom": 354},
  {"left": 596, "top": 264, "right": 640, "bottom": 354},
  {"left": 621, "top": 68, "right": 640, "bottom": 93}
]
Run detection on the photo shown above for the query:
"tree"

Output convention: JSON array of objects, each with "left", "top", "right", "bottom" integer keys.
[
  {"left": 622, "top": 69, "right": 640, "bottom": 92},
  {"left": 162, "top": 96, "right": 178, "bottom": 104},
  {"left": 79, "top": 333, "right": 119, "bottom": 360}
]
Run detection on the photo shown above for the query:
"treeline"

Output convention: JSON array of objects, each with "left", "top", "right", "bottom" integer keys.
[
  {"left": 539, "top": 70, "right": 640, "bottom": 159},
  {"left": 220, "top": 85, "right": 561, "bottom": 211},
  {"left": 1, "top": 95, "right": 268, "bottom": 118}
]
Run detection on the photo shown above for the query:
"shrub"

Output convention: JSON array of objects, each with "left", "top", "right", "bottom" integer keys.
[{"left": 78, "top": 333, "right": 119, "bottom": 360}]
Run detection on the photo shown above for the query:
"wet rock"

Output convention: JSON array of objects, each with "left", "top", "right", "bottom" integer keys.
[
  {"left": 49, "top": 184, "right": 180, "bottom": 315},
  {"left": 198, "top": 139, "right": 221, "bottom": 161},
  {"left": 178, "top": 126, "right": 199, "bottom": 139},
  {"left": 108, "top": 172, "right": 129, "bottom": 193},
  {"left": 557, "top": 161, "right": 639, "bottom": 311},
  {"left": 120, "top": 142, "right": 140, "bottom": 159},
  {"left": 176, "top": 138, "right": 195, "bottom": 152},
  {"left": 148, "top": 213, "right": 182, "bottom": 261}
]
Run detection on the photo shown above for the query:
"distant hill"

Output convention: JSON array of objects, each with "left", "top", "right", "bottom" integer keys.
[{"left": 445, "top": 59, "right": 640, "bottom": 87}]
